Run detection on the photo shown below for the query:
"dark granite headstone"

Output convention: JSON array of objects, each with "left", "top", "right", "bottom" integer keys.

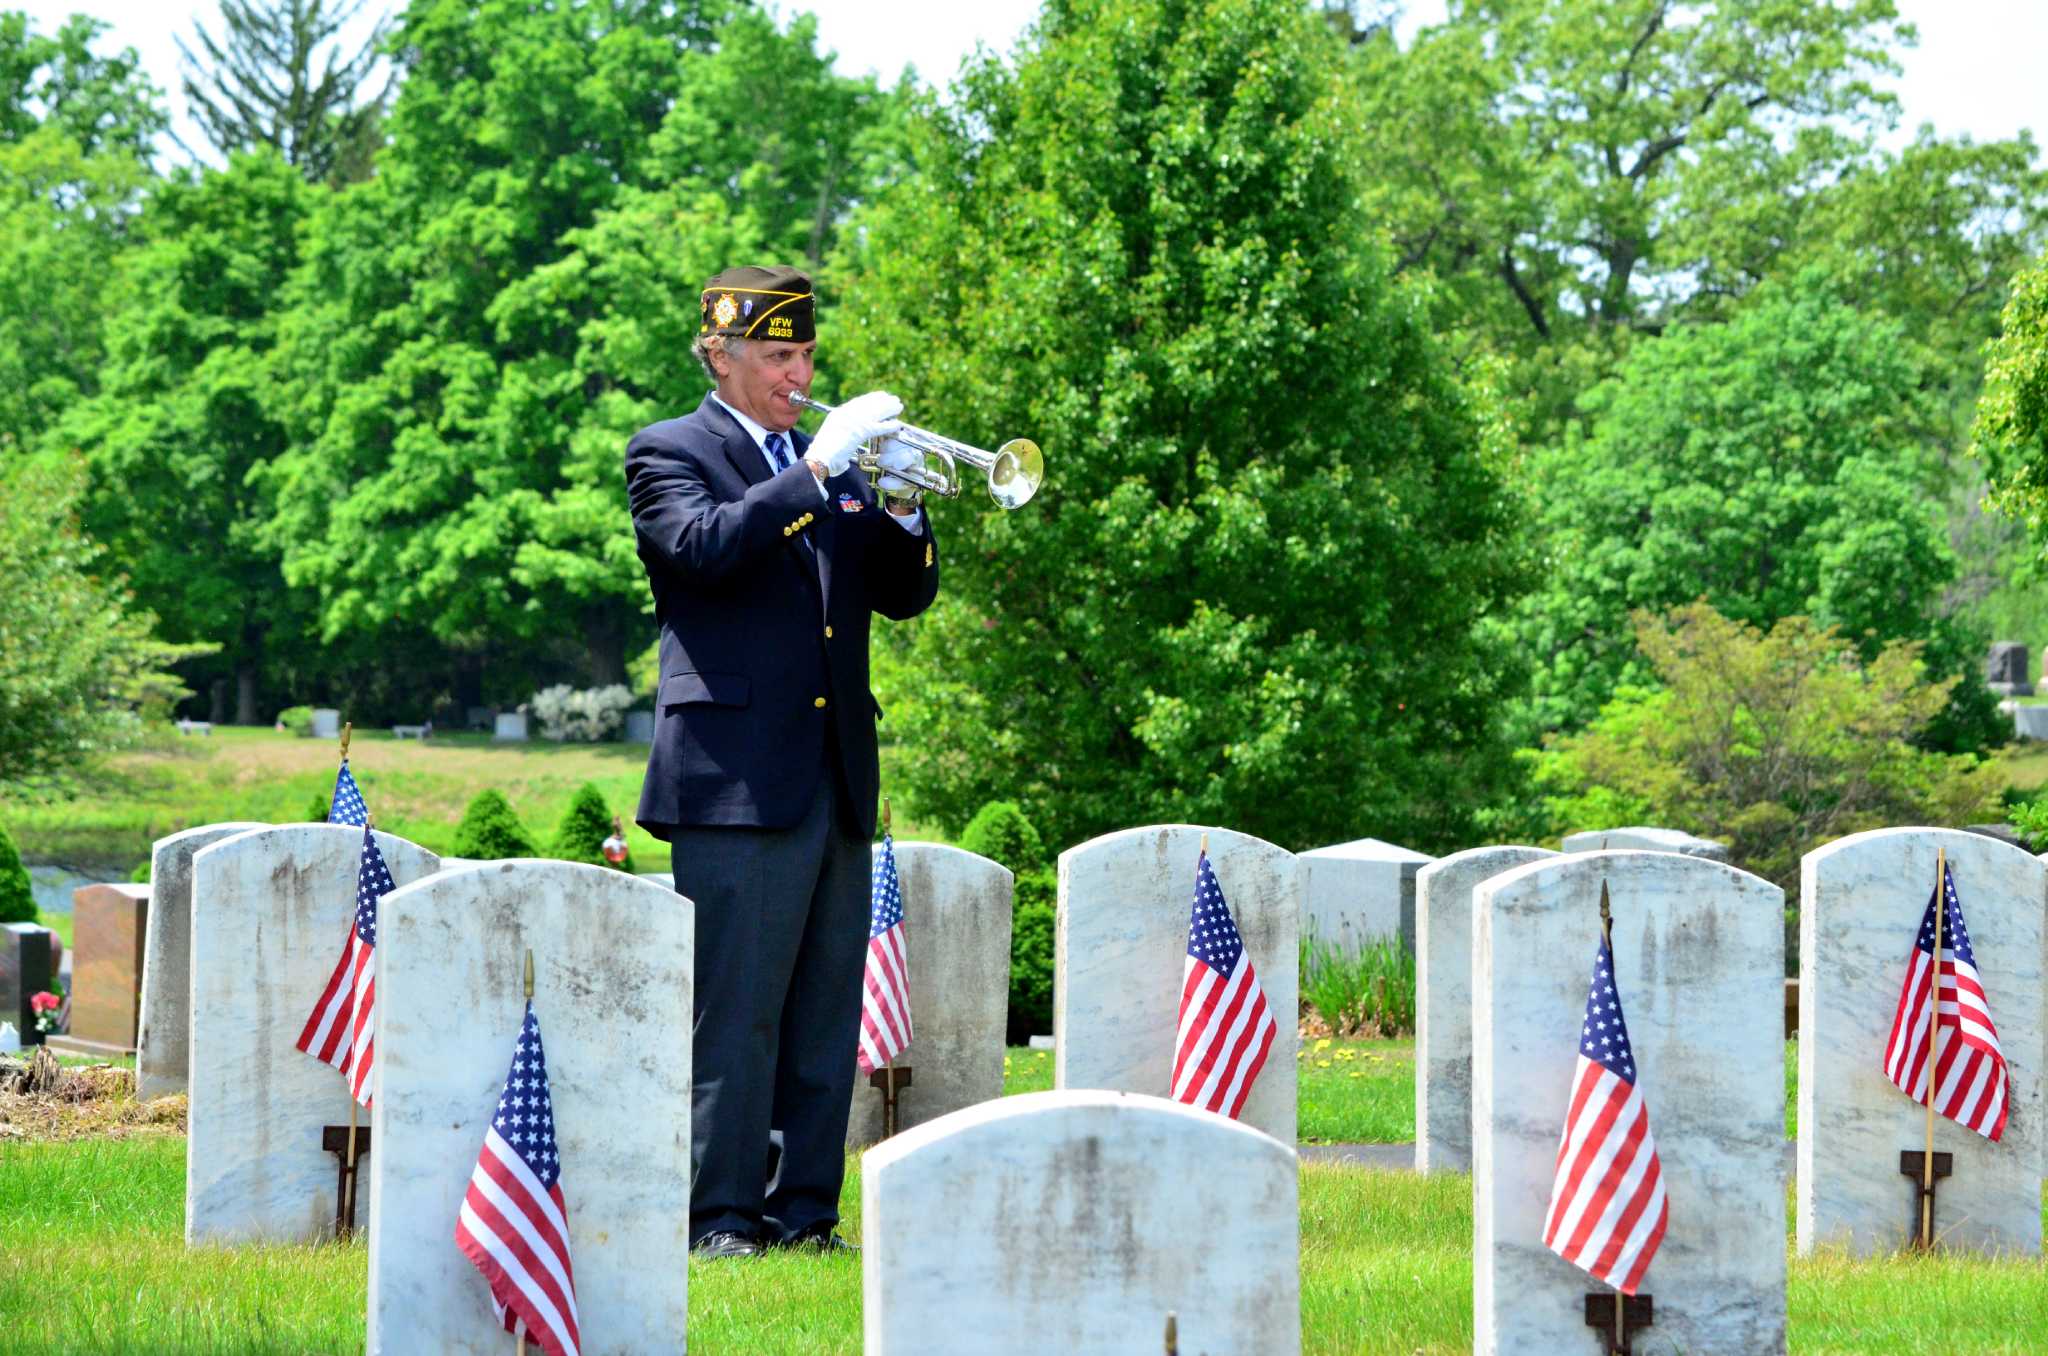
[
  {"left": 0, "top": 923, "right": 55, "bottom": 1046},
  {"left": 1987, "top": 641, "right": 2034, "bottom": 696}
]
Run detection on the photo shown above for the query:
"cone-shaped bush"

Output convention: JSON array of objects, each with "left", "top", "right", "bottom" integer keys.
[
  {"left": 453, "top": 790, "right": 539, "bottom": 859},
  {"left": 958, "top": 800, "right": 1048, "bottom": 874},
  {"left": 303, "top": 790, "right": 330, "bottom": 823},
  {"left": 550, "top": 783, "right": 633, "bottom": 872},
  {"left": 0, "top": 823, "right": 32, "bottom": 924}
]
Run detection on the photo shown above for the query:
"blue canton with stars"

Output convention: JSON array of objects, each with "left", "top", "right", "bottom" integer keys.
[
  {"left": 1187, "top": 853, "right": 1247, "bottom": 977},
  {"left": 1915, "top": 864, "right": 1977, "bottom": 967},
  {"left": 491, "top": 1002, "right": 562, "bottom": 1188},
  {"left": 353, "top": 825, "right": 394, "bottom": 947},
  {"left": 1578, "top": 934, "right": 1638, "bottom": 1085},
  {"left": 329, "top": 761, "right": 370, "bottom": 827},
  {"left": 870, "top": 834, "right": 903, "bottom": 939}
]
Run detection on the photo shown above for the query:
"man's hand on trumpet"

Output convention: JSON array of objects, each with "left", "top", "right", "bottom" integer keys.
[
  {"left": 874, "top": 437, "right": 924, "bottom": 504},
  {"left": 803, "top": 390, "right": 902, "bottom": 478}
]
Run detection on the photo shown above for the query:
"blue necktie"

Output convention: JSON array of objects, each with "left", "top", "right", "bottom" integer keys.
[{"left": 766, "top": 432, "right": 792, "bottom": 473}]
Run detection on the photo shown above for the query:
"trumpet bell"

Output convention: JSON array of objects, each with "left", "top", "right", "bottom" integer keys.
[{"left": 989, "top": 439, "right": 1043, "bottom": 510}]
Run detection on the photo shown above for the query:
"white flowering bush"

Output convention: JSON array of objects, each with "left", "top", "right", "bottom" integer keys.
[{"left": 529, "top": 684, "right": 635, "bottom": 742}]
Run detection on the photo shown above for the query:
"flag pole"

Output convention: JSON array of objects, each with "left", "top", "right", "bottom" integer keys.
[
  {"left": 883, "top": 794, "right": 892, "bottom": 836},
  {"left": 1599, "top": 877, "right": 1621, "bottom": 1354},
  {"left": 516, "top": 946, "right": 534, "bottom": 1356},
  {"left": 338, "top": 811, "right": 376, "bottom": 1233},
  {"left": 1919, "top": 847, "right": 1946, "bottom": 1249},
  {"left": 339, "top": 720, "right": 352, "bottom": 764}
]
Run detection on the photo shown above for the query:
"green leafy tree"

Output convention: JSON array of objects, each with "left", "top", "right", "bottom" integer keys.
[
  {"left": 1, "top": 12, "right": 166, "bottom": 159},
  {"left": 1975, "top": 250, "right": 2048, "bottom": 558},
  {"left": 176, "top": 0, "right": 391, "bottom": 184},
  {"left": 0, "top": 821, "right": 31, "bottom": 923},
  {"left": 1532, "top": 604, "right": 2003, "bottom": 890},
  {"left": 1519, "top": 274, "right": 2003, "bottom": 751},
  {"left": 838, "top": 0, "right": 1532, "bottom": 854},
  {"left": 548, "top": 782, "right": 632, "bottom": 872},
  {"left": 259, "top": 1, "right": 867, "bottom": 691},
  {"left": 959, "top": 799, "right": 1054, "bottom": 1042},
  {"left": 0, "top": 459, "right": 208, "bottom": 789},
  {"left": 957, "top": 800, "right": 1048, "bottom": 875},
  {"left": 52, "top": 149, "right": 316, "bottom": 724},
  {"left": 452, "top": 789, "right": 538, "bottom": 859}
]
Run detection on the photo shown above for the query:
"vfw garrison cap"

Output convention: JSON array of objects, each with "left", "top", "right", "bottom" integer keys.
[{"left": 699, "top": 264, "right": 815, "bottom": 342}]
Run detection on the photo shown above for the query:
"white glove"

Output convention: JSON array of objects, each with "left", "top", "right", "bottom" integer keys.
[
  {"left": 873, "top": 437, "right": 923, "bottom": 497},
  {"left": 804, "top": 390, "right": 903, "bottom": 477}
]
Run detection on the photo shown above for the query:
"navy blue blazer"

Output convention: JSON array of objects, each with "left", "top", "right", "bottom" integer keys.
[{"left": 626, "top": 394, "right": 939, "bottom": 839}]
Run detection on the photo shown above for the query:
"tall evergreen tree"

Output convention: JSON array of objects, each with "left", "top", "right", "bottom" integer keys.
[{"left": 175, "top": 0, "right": 391, "bottom": 183}]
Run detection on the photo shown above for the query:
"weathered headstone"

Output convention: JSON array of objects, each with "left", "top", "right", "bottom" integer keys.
[
  {"left": 2014, "top": 705, "right": 2048, "bottom": 741},
  {"left": 367, "top": 861, "right": 693, "bottom": 1355},
  {"left": 1414, "top": 845, "right": 1555, "bottom": 1174},
  {"left": 492, "top": 712, "right": 528, "bottom": 742},
  {"left": 624, "top": 709, "right": 655, "bottom": 744},
  {"left": 137, "top": 822, "right": 266, "bottom": 1099},
  {"left": 65, "top": 883, "right": 149, "bottom": 1051},
  {"left": 1300, "top": 836, "right": 1433, "bottom": 954},
  {"left": 1474, "top": 851, "right": 1786, "bottom": 1355},
  {"left": 1561, "top": 826, "right": 1729, "bottom": 861},
  {"left": 310, "top": 708, "right": 342, "bottom": 739},
  {"left": 863, "top": 1090, "right": 1299, "bottom": 1356},
  {"left": 1986, "top": 641, "right": 2034, "bottom": 696},
  {"left": 0, "top": 923, "right": 55, "bottom": 1046},
  {"left": 1055, "top": 825, "right": 1299, "bottom": 1144},
  {"left": 635, "top": 870, "right": 674, "bottom": 891},
  {"left": 1797, "top": 827, "right": 2044, "bottom": 1257},
  {"left": 848, "top": 842, "right": 1013, "bottom": 1147},
  {"left": 186, "top": 824, "right": 439, "bottom": 1245}
]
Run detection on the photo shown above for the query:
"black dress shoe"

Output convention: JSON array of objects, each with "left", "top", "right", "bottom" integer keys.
[
  {"left": 780, "top": 1224, "right": 858, "bottom": 1254},
  {"left": 691, "top": 1229, "right": 764, "bottom": 1259}
]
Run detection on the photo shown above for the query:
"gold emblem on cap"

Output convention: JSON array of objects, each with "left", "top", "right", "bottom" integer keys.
[{"left": 712, "top": 292, "right": 740, "bottom": 328}]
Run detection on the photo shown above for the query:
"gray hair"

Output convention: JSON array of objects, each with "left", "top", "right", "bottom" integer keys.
[{"left": 692, "top": 333, "right": 748, "bottom": 381}]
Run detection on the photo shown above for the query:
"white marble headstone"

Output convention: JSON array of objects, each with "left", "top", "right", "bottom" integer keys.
[
  {"left": 366, "top": 860, "right": 693, "bottom": 1355},
  {"left": 186, "top": 824, "right": 439, "bottom": 1245},
  {"left": 1561, "top": 826, "right": 1729, "bottom": 861},
  {"left": 1415, "top": 844, "right": 1555, "bottom": 1174},
  {"left": 1797, "top": 827, "right": 2044, "bottom": 1257},
  {"left": 847, "top": 841, "right": 1013, "bottom": 1148},
  {"left": 1474, "top": 851, "right": 1786, "bottom": 1355},
  {"left": 135, "top": 821, "right": 266, "bottom": 1100},
  {"left": 1300, "top": 836, "right": 1434, "bottom": 954},
  {"left": 863, "top": 1089, "right": 1299, "bottom": 1356},
  {"left": 1055, "top": 825, "right": 1299, "bottom": 1144}
]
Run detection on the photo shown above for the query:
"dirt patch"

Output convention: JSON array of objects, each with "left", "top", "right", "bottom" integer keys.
[{"left": 0, "top": 1056, "right": 187, "bottom": 1143}]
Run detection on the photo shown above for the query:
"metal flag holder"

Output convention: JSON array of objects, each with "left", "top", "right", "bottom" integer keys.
[
  {"left": 321, "top": 801, "right": 370, "bottom": 1239},
  {"left": 516, "top": 947, "right": 534, "bottom": 1356},
  {"left": 1583, "top": 877, "right": 1653, "bottom": 1356},
  {"left": 1899, "top": 846, "right": 1952, "bottom": 1251},
  {"left": 870, "top": 797, "right": 913, "bottom": 1138}
]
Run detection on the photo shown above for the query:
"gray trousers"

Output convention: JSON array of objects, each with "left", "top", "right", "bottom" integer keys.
[{"left": 673, "top": 774, "right": 869, "bottom": 1244}]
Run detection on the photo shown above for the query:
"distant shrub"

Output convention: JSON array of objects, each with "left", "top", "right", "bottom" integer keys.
[
  {"left": 453, "top": 790, "right": 539, "bottom": 859},
  {"left": 1007, "top": 869, "right": 1055, "bottom": 1044},
  {"left": 0, "top": 824, "right": 31, "bottom": 925},
  {"left": 1299, "top": 931, "right": 1415, "bottom": 1037},
  {"left": 276, "top": 705, "right": 315, "bottom": 737},
  {"left": 303, "top": 790, "right": 330, "bottom": 822},
  {"left": 959, "top": 800, "right": 1048, "bottom": 875},
  {"left": 530, "top": 684, "right": 634, "bottom": 742},
  {"left": 129, "top": 859, "right": 151, "bottom": 884},
  {"left": 550, "top": 783, "right": 633, "bottom": 872}
]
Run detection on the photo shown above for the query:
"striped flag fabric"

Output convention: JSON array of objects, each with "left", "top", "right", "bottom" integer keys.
[
  {"left": 1542, "top": 928, "right": 1668, "bottom": 1295},
  {"left": 293, "top": 823, "right": 392, "bottom": 1106},
  {"left": 857, "top": 832, "right": 912, "bottom": 1075},
  {"left": 1170, "top": 850, "right": 1277, "bottom": 1120},
  {"left": 328, "top": 760, "right": 369, "bottom": 826},
  {"left": 455, "top": 1001, "right": 581, "bottom": 1356},
  {"left": 1881, "top": 861, "right": 2009, "bottom": 1142}
]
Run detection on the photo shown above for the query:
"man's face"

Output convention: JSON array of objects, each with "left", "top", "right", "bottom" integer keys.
[{"left": 713, "top": 338, "right": 815, "bottom": 432}]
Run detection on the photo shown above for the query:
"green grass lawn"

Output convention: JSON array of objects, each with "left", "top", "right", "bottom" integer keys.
[{"left": 4, "top": 1134, "right": 2044, "bottom": 1354}]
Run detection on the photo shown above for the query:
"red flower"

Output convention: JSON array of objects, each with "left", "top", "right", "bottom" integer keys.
[{"left": 29, "top": 991, "right": 59, "bottom": 1014}]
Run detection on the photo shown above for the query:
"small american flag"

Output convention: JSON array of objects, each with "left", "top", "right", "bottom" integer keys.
[
  {"left": 328, "top": 760, "right": 369, "bottom": 826},
  {"left": 1543, "top": 928, "right": 1668, "bottom": 1295},
  {"left": 455, "top": 1001, "right": 581, "bottom": 1356},
  {"left": 857, "top": 833, "right": 911, "bottom": 1075},
  {"left": 1882, "top": 861, "right": 2009, "bottom": 1141},
  {"left": 1170, "top": 851, "right": 1277, "bottom": 1119},
  {"left": 293, "top": 824, "right": 392, "bottom": 1106}
]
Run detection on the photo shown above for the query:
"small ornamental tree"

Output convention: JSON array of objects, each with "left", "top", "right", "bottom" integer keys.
[
  {"left": 0, "top": 823, "right": 34, "bottom": 925},
  {"left": 957, "top": 800, "right": 1048, "bottom": 875},
  {"left": 959, "top": 800, "right": 1055, "bottom": 1043},
  {"left": 452, "top": 789, "right": 538, "bottom": 860},
  {"left": 550, "top": 782, "right": 633, "bottom": 872},
  {"left": 1531, "top": 603, "right": 2004, "bottom": 891}
]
